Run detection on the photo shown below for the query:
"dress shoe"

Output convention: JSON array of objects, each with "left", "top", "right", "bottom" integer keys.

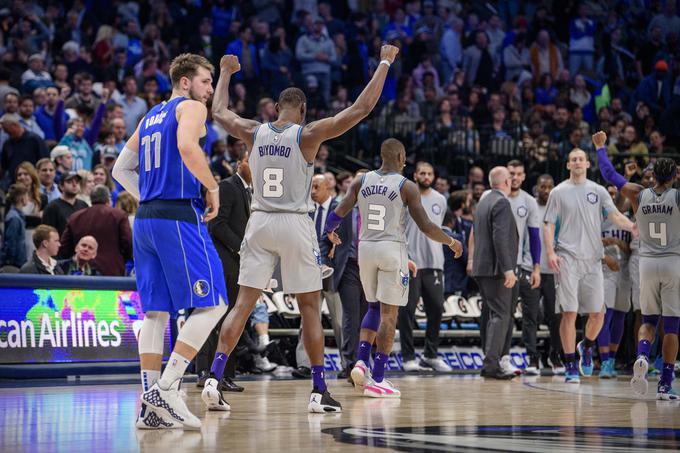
[
  {"left": 196, "top": 370, "right": 211, "bottom": 388},
  {"left": 218, "top": 376, "right": 244, "bottom": 393},
  {"left": 480, "top": 369, "right": 515, "bottom": 380},
  {"left": 292, "top": 366, "right": 311, "bottom": 379}
]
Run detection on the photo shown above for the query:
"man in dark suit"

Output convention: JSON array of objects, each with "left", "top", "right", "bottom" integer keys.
[
  {"left": 293, "top": 174, "right": 344, "bottom": 379},
  {"left": 195, "top": 149, "right": 252, "bottom": 392},
  {"left": 318, "top": 171, "right": 367, "bottom": 380},
  {"left": 59, "top": 185, "right": 132, "bottom": 276},
  {"left": 471, "top": 166, "right": 519, "bottom": 379}
]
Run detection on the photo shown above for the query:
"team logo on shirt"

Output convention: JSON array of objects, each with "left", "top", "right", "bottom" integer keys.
[
  {"left": 193, "top": 279, "right": 210, "bottom": 297},
  {"left": 432, "top": 204, "right": 442, "bottom": 215},
  {"left": 587, "top": 192, "right": 598, "bottom": 204},
  {"left": 516, "top": 206, "right": 528, "bottom": 218}
]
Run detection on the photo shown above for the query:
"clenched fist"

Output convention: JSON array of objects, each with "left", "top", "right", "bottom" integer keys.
[
  {"left": 592, "top": 131, "right": 607, "bottom": 149},
  {"left": 379, "top": 45, "right": 400, "bottom": 64},
  {"left": 220, "top": 55, "right": 241, "bottom": 74}
]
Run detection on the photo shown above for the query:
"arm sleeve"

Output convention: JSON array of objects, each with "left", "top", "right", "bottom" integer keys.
[
  {"left": 324, "top": 210, "right": 344, "bottom": 233},
  {"left": 528, "top": 227, "right": 541, "bottom": 265},
  {"left": 597, "top": 147, "right": 627, "bottom": 189},
  {"left": 111, "top": 147, "right": 140, "bottom": 199}
]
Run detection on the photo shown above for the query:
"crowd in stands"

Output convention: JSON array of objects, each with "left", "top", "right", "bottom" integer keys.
[{"left": 1, "top": 0, "right": 679, "bottom": 279}]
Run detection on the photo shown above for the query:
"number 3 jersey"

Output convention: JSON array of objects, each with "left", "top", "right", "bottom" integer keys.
[
  {"left": 637, "top": 187, "right": 680, "bottom": 257},
  {"left": 139, "top": 97, "right": 206, "bottom": 202},
  {"left": 357, "top": 170, "right": 408, "bottom": 243},
  {"left": 250, "top": 122, "right": 314, "bottom": 214}
]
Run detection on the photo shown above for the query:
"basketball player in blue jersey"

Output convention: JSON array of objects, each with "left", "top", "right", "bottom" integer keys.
[
  {"left": 201, "top": 45, "right": 399, "bottom": 413},
  {"left": 595, "top": 130, "right": 680, "bottom": 400},
  {"left": 112, "top": 54, "right": 229, "bottom": 429},
  {"left": 324, "top": 139, "right": 462, "bottom": 398}
]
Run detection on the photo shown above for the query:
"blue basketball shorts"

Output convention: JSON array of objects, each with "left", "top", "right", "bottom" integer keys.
[{"left": 133, "top": 199, "right": 228, "bottom": 316}]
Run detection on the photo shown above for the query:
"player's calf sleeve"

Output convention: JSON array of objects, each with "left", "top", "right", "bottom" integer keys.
[
  {"left": 361, "top": 302, "right": 381, "bottom": 332},
  {"left": 597, "top": 308, "right": 613, "bottom": 348},
  {"left": 176, "top": 297, "right": 229, "bottom": 351},
  {"left": 642, "top": 314, "right": 660, "bottom": 328},
  {"left": 609, "top": 310, "right": 626, "bottom": 346},
  {"left": 661, "top": 316, "right": 679, "bottom": 336},
  {"left": 138, "top": 311, "right": 170, "bottom": 355}
]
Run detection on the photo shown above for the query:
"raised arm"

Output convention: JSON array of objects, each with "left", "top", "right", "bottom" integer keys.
[
  {"left": 299, "top": 45, "right": 400, "bottom": 161},
  {"left": 403, "top": 180, "right": 462, "bottom": 257},
  {"left": 593, "top": 130, "right": 644, "bottom": 212},
  {"left": 212, "top": 55, "right": 261, "bottom": 147}
]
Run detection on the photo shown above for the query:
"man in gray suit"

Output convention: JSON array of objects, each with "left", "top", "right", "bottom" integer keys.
[{"left": 471, "top": 167, "right": 519, "bottom": 379}]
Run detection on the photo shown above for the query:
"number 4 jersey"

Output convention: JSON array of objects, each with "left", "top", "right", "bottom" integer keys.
[
  {"left": 250, "top": 122, "right": 314, "bottom": 214},
  {"left": 139, "top": 97, "right": 206, "bottom": 202},
  {"left": 357, "top": 170, "right": 408, "bottom": 243},
  {"left": 637, "top": 187, "right": 680, "bottom": 257}
]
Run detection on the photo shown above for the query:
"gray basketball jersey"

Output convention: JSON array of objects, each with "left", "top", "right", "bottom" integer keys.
[
  {"left": 637, "top": 188, "right": 680, "bottom": 257},
  {"left": 250, "top": 123, "right": 314, "bottom": 214},
  {"left": 406, "top": 189, "right": 447, "bottom": 270},
  {"left": 508, "top": 189, "right": 541, "bottom": 265},
  {"left": 601, "top": 212, "right": 632, "bottom": 274},
  {"left": 358, "top": 170, "right": 407, "bottom": 243}
]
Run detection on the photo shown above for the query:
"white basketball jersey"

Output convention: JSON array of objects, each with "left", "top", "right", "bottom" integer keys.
[{"left": 250, "top": 122, "right": 314, "bottom": 214}]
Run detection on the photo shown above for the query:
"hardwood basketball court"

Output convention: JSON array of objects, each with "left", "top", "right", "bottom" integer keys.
[{"left": 2, "top": 373, "right": 679, "bottom": 452}]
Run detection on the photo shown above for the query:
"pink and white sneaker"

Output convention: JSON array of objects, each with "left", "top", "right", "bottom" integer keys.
[
  {"left": 363, "top": 378, "right": 401, "bottom": 398},
  {"left": 350, "top": 360, "right": 371, "bottom": 388}
]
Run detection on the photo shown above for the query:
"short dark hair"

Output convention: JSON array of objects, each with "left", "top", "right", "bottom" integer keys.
[
  {"left": 507, "top": 159, "right": 524, "bottom": 169},
  {"left": 653, "top": 157, "right": 677, "bottom": 184},
  {"left": 33, "top": 224, "right": 58, "bottom": 249},
  {"left": 78, "top": 72, "right": 94, "bottom": 83},
  {"left": 7, "top": 183, "right": 28, "bottom": 206},
  {"left": 448, "top": 190, "right": 468, "bottom": 212},
  {"left": 415, "top": 161, "right": 433, "bottom": 172},
  {"left": 278, "top": 87, "right": 306, "bottom": 108}
]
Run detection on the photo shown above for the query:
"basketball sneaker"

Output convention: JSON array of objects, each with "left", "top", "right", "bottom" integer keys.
[
  {"left": 350, "top": 360, "right": 371, "bottom": 388},
  {"left": 402, "top": 359, "right": 430, "bottom": 372},
  {"left": 524, "top": 356, "right": 540, "bottom": 376},
  {"left": 577, "top": 341, "right": 593, "bottom": 376},
  {"left": 548, "top": 354, "right": 566, "bottom": 375},
  {"left": 201, "top": 377, "right": 231, "bottom": 411},
  {"left": 363, "top": 378, "right": 401, "bottom": 398},
  {"left": 656, "top": 381, "right": 679, "bottom": 401},
  {"left": 421, "top": 357, "right": 452, "bottom": 372},
  {"left": 631, "top": 355, "right": 649, "bottom": 396},
  {"left": 141, "top": 382, "right": 201, "bottom": 430},
  {"left": 135, "top": 403, "right": 182, "bottom": 430},
  {"left": 500, "top": 355, "right": 522, "bottom": 375},
  {"left": 599, "top": 358, "right": 615, "bottom": 379},
  {"left": 565, "top": 371, "right": 581, "bottom": 384},
  {"left": 254, "top": 355, "right": 277, "bottom": 372},
  {"left": 308, "top": 388, "right": 342, "bottom": 413}
]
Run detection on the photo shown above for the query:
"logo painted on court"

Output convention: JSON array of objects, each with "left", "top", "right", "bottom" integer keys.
[
  {"left": 587, "top": 192, "right": 599, "bottom": 204},
  {"left": 193, "top": 280, "right": 210, "bottom": 297},
  {"left": 432, "top": 204, "right": 442, "bottom": 215},
  {"left": 516, "top": 206, "right": 528, "bottom": 218},
  {"left": 322, "top": 425, "right": 680, "bottom": 451}
]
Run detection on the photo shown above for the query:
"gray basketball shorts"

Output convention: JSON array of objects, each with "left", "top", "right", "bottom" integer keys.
[
  {"left": 639, "top": 255, "right": 680, "bottom": 317},
  {"left": 629, "top": 252, "right": 641, "bottom": 311},
  {"left": 555, "top": 252, "right": 604, "bottom": 314},
  {"left": 358, "top": 241, "right": 409, "bottom": 306},
  {"left": 603, "top": 266, "right": 631, "bottom": 312},
  {"left": 239, "top": 211, "right": 322, "bottom": 294}
]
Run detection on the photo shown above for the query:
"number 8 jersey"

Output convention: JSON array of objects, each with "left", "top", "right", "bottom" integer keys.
[
  {"left": 250, "top": 122, "right": 314, "bottom": 214},
  {"left": 357, "top": 170, "right": 408, "bottom": 243},
  {"left": 637, "top": 187, "right": 680, "bottom": 257}
]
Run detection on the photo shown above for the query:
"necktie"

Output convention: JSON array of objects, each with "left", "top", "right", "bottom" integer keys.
[{"left": 315, "top": 203, "right": 324, "bottom": 238}]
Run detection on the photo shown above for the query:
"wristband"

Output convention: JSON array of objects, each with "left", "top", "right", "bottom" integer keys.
[{"left": 379, "top": 59, "right": 391, "bottom": 68}]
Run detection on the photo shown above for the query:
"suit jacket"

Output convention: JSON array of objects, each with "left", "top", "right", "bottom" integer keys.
[
  {"left": 208, "top": 174, "right": 251, "bottom": 276},
  {"left": 471, "top": 189, "right": 518, "bottom": 278},
  {"left": 319, "top": 197, "right": 356, "bottom": 292},
  {"left": 59, "top": 204, "right": 133, "bottom": 276}
]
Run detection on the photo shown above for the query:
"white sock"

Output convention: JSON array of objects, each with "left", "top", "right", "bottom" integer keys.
[
  {"left": 157, "top": 351, "right": 191, "bottom": 390},
  {"left": 141, "top": 369, "right": 161, "bottom": 392},
  {"left": 259, "top": 334, "right": 270, "bottom": 347}
]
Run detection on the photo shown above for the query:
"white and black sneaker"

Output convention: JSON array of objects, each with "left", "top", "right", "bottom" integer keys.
[
  {"left": 141, "top": 382, "right": 202, "bottom": 430},
  {"left": 524, "top": 356, "right": 540, "bottom": 376},
  {"left": 135, "top": 403, "right": 182, "bottom": 430},
  {"left": 308, "top": 388, "right": 342, "bottom": 413},
  {"left": 201, "top": 378, "right": 231, "bottom": 412}
]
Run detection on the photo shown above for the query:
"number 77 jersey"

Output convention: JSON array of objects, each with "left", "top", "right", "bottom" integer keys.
[
  {"left": 357, "top": 170, "right": 408, "bottom": 243},
  {"left": 637, "top": 187, "right": 680, "bottom": 257},
  {"left": 138, "top": 97, "right": 206, "bottom": 202}
]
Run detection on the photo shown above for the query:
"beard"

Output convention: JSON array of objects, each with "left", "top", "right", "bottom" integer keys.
[
  {"left": 188, "top": 87, "right": 206, "bottom": 103},
  {"left": 416, "top": 180, "right": 431, "bottom": 190}
]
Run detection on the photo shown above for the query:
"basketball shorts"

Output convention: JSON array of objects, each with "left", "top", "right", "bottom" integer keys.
[
  {"left": 629, "top": 252, "right": 641, "bottom": 311},
  {"left": 639, "top": 255, "right": 680, "bottom": 317},
  {"left": 358, "top": 241, "right": 409, "bottom": 307},
  {"left": 603, "top": 266, "right": 631, "bottom": 312},
  {"left": 555, "top": 252, "right": 604, "bottom": 314},
  {"left": 239, "top": 211, "right": 322, "bottom": 293},
  {"left": 134, "top": 200, "right": 228, "bottom": 316}
]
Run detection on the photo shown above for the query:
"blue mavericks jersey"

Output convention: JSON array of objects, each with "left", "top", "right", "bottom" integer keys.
[{"left": 138, "top": 97, "right": 203, "bottom": 202}]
